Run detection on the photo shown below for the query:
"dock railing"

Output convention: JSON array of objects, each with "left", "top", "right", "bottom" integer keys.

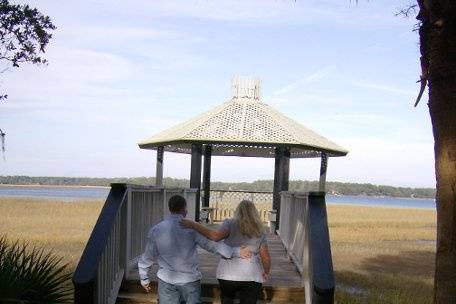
[
  {"left": 73, "top": 184, "right": 196, "bottom": 304},
  {"left": 279, "top": 192, "right": 309, "bottom": 274},
  {"left": 279, "top": 191, "right": 335, "bottom": 304}
]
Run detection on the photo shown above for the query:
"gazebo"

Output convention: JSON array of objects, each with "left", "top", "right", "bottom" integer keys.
[
  {"left": 73, "top": 77, "right": 349, "bottom": 304},
  {"left": 138, "top": 77, "right": 348, "bottom": 227}
]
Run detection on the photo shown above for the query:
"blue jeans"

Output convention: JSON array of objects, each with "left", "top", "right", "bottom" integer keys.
[{"left": 158, "top": 279, "right": 201, "bottom": 304}]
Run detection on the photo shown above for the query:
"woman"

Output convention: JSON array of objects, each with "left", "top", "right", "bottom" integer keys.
[{"left": 181, "top": 200, "right": 271, "bottom": 304}]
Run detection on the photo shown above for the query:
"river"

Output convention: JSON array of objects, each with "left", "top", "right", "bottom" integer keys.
[{"left": 0, "top": 185, "right": 435, "bottom": 210}]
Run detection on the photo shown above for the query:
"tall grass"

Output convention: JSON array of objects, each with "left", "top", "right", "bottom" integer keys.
[
  {"left": 0, "top": 197, "right": 103, "bottom": 269},
  {"left": 0, "top": 196, "right": 436, "bottom": 303},
  {"left": 328, "top": 205, "right": 436, "bottom": 303}
]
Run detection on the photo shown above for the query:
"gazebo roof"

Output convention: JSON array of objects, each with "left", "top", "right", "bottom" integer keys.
[{"left": 139, "top": 78, "right": 348, "bottom": 158}]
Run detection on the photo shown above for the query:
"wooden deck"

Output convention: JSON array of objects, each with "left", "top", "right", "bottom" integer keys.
[{"left": 118, "top": 233, "right": 305, "bottom": 303}]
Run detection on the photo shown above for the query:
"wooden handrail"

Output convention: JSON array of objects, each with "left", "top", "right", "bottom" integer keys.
[
  {"left": 73, "top": 183, "right": 127, "bottom": 303},
  {"left": 278, "top": 191, "right": 334, "bottom": 304}
]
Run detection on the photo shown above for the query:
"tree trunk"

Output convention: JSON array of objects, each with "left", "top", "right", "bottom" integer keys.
[{"left": 417, "top": 1, "right": 456, "bottom": 302}]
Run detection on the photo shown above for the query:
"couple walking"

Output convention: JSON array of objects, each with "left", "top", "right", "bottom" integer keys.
[{"left": 138, "top": 195, "right": 271, "bottom": 304}]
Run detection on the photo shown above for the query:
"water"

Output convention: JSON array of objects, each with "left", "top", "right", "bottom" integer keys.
[
  {"left": 0, "top": 185, "right": 109, "bottom": 200},
  {"left": 326, "top": 194, "right": 435, "bottom": 210},
  {"left": 0, "top": 186, "right": 436, "bottom": 209}
]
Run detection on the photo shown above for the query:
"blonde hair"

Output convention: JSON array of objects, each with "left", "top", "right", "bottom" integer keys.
[{"left": 233, "top": 200, "right": 263, "bottom": 238}]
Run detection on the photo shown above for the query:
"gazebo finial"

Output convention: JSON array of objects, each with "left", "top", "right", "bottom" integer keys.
[{"left": 231, "top": 76, "right": 261, "bottom": 101}]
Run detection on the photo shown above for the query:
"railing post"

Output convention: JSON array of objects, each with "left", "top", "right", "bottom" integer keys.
[
  {"left": 302, "top": 194, "right": 313, "bottom": 304},
  {"left": 124, "top": 186, "right": 132, "bottom": 279},
  {"left": 307, "top": 192, "right": 335, "bottom": 303}
]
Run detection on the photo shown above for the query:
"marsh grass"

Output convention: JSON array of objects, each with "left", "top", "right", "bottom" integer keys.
[
  {"left": 328, "top": 205, "right": 436, "bottom": 303},
  {"left": 0, "top": 197, "right": 103, "bottom": 269},
  {"left": 0, "top": 197, "right": 436, "bottom": 303}
]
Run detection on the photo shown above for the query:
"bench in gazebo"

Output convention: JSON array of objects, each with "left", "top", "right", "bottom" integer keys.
[{"left": 73, "top": 77, "right": 348, "bottom": 304}]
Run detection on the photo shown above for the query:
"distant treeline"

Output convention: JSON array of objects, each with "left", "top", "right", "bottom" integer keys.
[{"left": 0, "top": 175, "right": 436, "bottom": 199}]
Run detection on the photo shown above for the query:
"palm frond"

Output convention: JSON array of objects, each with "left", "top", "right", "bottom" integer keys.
[{"left": 0, "top": 235, "right": 72, "bottom": 304}]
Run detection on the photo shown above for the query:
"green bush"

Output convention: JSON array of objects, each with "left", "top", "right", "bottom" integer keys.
[{"left": 0, "top": 236, "right": 71, "bottom": 303}]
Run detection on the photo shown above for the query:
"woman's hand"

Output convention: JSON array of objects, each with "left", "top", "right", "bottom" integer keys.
[
  {"left": 180, "top": 218, "right": 196, "bottom": 229},
  {"left": 262, "top": 272, "right": 271, "bottom": 282}
]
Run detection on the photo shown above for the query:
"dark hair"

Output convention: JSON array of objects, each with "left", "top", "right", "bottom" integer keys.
[{"left": 168, "top": 195, "right": 187, "bottom": 212}]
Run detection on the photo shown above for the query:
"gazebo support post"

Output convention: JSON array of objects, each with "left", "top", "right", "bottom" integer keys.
[
  {"left": 202, "top": 145, "right": 212, "bottom": 208},
  {"left": 273, "top": 146, "right": 290, "bottom": 232},
  {"left": 319, "top": 152, "right": 328, "bottom": 192},
  {"left": 190, "top": 143, "right": 202, "bottom": 221},
  {"left": 155, "top": 146, "right": 164, "bottom": 187}
]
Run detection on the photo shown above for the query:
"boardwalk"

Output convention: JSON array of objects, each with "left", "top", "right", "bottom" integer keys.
[{"left": 120, "top": 233, "right": 304, "bottom": 303}]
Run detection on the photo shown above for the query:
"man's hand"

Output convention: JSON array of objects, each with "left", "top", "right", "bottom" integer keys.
[
  {"left": 141, "top": 282, "right": 152, "bottom": 293},
  {"left": 239, "top": 245, "right": 252, "bottom": 259},
  {"left": 262, "top": 272, "right": 271, "bottom": 282}
]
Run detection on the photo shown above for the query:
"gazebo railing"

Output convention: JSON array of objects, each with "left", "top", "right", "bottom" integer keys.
[
  {"left": 73, "top": 184, "right": 196, "bottom": 304},
  {"left": 207, "top": 189, "right": 272, "bottom": 222}
]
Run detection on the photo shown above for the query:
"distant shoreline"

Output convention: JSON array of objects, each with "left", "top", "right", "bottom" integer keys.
[
  {"left": 0, "top": 183, "right": 435, "bottom": 201},
  {"left": 0, "top": 176, "right": 436, "bottom": 199},
  {"left": 0, "top": 185, "right": 436, "bottom": 210},
  {"left": 0, "top": 184, "right": 110, "bottom": 189}
]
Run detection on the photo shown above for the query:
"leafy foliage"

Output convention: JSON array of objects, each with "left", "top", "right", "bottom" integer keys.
[
  {"left": 0, "top": 235, "right": 72, "bottom": 304},
  {"left": 0, "top": 0, "right": 56, "bottom": 99}
]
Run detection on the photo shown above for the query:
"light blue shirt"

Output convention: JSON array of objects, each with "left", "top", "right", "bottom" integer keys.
[{"left": 138, "top": 214, "right": 240, "bottom": 285}]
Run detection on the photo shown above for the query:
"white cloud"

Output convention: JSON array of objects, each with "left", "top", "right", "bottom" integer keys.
[
  {"left": 136, "top": 0, "right": 400, "bottom": 26},
  {"left": 0, "top": 45, "right": 149, "bottom": 127},
  {"left": 268, "top": 93, "right": 354, "bottom": 108},
  {"left": 327, "top": 137, "right": 435, "bottom": 187},
  {"left": 4, "top": 46, "right": 133, "bottom": 101},
  {"left": 352, "top": 80, "right": 418, "bottom": 96},
  {"left": 273, "top": 66, "right": 336, "bottom": 96},
  {"left": 60, "top": 25, "right": 178, "bottom": 43}
]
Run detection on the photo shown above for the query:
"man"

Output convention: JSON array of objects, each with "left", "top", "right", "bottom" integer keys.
[{"left": 138, "top": 195, "right": 251, "bottom": 304}]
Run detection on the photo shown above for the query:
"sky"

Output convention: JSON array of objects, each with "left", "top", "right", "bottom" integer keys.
[{"left": 0, "top": 0, "right": 435, "bottom": 188}]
